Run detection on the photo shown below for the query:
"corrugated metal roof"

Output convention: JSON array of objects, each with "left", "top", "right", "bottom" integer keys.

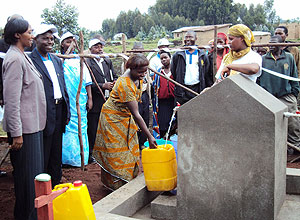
[{"left": 253, "top": 31, "right": 271, "bottom": 36}]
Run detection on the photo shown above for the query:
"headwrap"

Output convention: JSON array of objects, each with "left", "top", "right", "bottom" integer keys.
[
  {"left": 216, "top": 33, "right": 229, "bottom": 70},
  {"left": 222, "top": 24, "right": 254, "bottom": 75},
  {"left": 228, "top": 24, "right": 255, "bottom": 47}
]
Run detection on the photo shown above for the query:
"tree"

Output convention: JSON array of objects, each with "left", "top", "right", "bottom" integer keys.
[
  {"left": 101, "top": 18, "right": 116, "bottom": 39},
  {"left": 0, "top": 27, "right": 4, "bottom": 37},
  {"left": 263, "top": 0, "right": 280, "bottom": 33},
  {"left": 41, "top": 0, "right": 79, "bottom": 35},
  {"left": 136, "top": 27, "right": 147, "bottom": 41}
]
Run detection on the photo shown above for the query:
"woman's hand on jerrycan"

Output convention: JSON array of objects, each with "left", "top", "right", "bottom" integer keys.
[{"left": 148, "top": 136, "right": 157, "bottom": 149}]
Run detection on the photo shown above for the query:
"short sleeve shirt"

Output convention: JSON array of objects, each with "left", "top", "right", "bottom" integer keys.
[{"left": 216, "top": 49, "right": 262, "bottom": 82}]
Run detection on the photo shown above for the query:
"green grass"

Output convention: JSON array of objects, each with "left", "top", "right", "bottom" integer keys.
[
  {"left": 103, "top": 39, "right": 159, "bottom": 76},
  {"left": 103, "top": 38, "right": 180, "bottom": 75},
  {"left": 0, "top": 125, "right": 7, "bottom": 136},
  {"left": 103, "top": 40, "right": 158, "bottom": 54}
]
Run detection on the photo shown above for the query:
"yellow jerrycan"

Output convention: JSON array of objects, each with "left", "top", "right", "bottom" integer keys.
[
  {"left": 52, "top": 180, "right": 96, "bottom": 220},
  {"left": 142, "top": 144, "right": 177, "bottom": 191}
]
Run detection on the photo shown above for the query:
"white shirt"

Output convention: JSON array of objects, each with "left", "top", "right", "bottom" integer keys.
[
  {"left": 184, "top": 50, "right": 200, "bottom": 85},
  {"left": 215, "top": 49, "right": 262, "bottom": 82},
  {"left": 149, "top": 54, "right": 162, "bottom": 73},
  {"left": 94, "top": 58, "right": 112, "bottom": 98},
  {"left": 43, "top": 59, "right": 63, "bottom": 99}
]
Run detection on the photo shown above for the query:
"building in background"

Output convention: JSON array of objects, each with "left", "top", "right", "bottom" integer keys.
[
  {"left": 253, "top": 31, "right": 271, "bottom": 44},
  {"left": 172, "top": 24, "right": 231, "bottom": 46},
  {"left": 279, "top": 23, "right": 300, "bottom": 40}
]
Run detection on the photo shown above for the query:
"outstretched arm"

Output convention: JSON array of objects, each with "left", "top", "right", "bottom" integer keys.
[
  {"left": 221, "top": 63, "right": 260, "bottom": 79},
  {"left": 125, "top": 101, "right": 157, "bottom": 149}
]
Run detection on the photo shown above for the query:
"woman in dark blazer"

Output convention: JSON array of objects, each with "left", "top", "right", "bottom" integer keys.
[{"left": 2, "top": 18, "right": 46, "bottom": 220}]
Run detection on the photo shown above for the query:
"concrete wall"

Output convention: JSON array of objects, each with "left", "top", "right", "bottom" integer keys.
[{"left": 177, "top": 74, "right": 287, "bottom": 220}]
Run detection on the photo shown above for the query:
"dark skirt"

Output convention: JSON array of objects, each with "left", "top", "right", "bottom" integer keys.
[
  {"left": 10, "top": 131, "right": 44, "bottom": 220},
  {"left": 158, "top": 97, "right": 175, "bottom": 134}
]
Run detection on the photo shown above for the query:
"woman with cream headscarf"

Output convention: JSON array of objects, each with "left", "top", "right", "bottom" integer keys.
[{"left": 215, "top": 24, "right": 262, "bottom": 82}]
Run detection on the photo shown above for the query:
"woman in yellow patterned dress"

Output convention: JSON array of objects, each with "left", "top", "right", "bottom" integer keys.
[{"left": 94, "top": 54, "right": 157, "bottom": 190}]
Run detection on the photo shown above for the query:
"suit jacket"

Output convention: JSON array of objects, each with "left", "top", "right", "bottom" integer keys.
[
  {"left": 2, "top": 45, "right": 46, "bottom": 137},
  {"left": 29, "top": 48, "right": 70, "bottom": 136},
  {"left": 0, "top": 39, "right": 10, "bottom": 103},
  {"left": 0, "top": 39, "right": 35, "bottom": 103},
  {"left": 86, "top": 57, "right": 117, "bottom": 113}
]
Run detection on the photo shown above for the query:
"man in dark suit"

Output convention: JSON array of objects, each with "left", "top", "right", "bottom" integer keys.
[
  {"left": 29, "top": 24, "right": 70, "bottom": 187},
  {"left": 86, "top": 38, "right": 117, "bottom": 163}
]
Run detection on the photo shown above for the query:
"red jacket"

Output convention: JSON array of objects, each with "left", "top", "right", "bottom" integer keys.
[{"left": 158, "top": 70, "right": 175, "bottom": 99}]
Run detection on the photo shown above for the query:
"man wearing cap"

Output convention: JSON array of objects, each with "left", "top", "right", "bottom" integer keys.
[
  {"left": 29, "top": 24, "right": 70, "bottom": 187},
  {"left": 86, "top": 38, "right": 117, "bottom": 163},
  {"left": 149, "top": 38, "right": 170, "bottom": 73}
]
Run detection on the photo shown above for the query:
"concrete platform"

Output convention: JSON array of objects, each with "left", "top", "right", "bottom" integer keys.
[
  {"left": 93, "top": 174, "right": 161, "bottom": 219},
  {"left": 286, "top": 168, "right": 300, "bottom": 194},
  {"left": 151, "top": 194, "right": 176, "bottom": 220},
  {"left": 93, "top": 169, "right": 300, "bottom": 219},
  {"left": 149, "top": 194, "right": 300, "bottom": 220},
  {"left": 277, "top": 195, "right": 300, "bottom": 220},
  {"left": 149, "top": 168, "right": 300, "bottom": 220}
]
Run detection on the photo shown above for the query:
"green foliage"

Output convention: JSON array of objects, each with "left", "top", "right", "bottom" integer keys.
[
  {"left": 147, "top": 25, "right": 168, "bottom": 40},
  {"left": 136, "top": 27, "right": 147, "bottom": 41},
  {"left": 101, "top": 0, "right": 280, "bottom": 40},
  {"left": 41, "top": 0, "right": 79, "bottom": 35},
  {"left": 101, "top": 18, "right": 116, "bottom": 39},
  {"left": 0, "top": 27, "right": 4, "bottom": 37}
]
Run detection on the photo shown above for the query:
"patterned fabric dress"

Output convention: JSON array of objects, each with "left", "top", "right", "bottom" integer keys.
[
  {"left": 93, "top": 76, "right": 142, "bottom": 190},
  {"left": 62, "top": 58, "right": 92, "bottom": 167}
]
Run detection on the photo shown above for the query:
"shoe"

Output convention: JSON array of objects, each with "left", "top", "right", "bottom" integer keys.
[
  {"left": 0, "top": 171, "right": 7, "bottom": 177},
  {"left": 88, "top": 156, "right": 96, "bottom": 164}
]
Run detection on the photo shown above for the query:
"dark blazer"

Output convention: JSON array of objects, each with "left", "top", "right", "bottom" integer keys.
[
  {"left": 29, "top": 48, "right": 70, "bottom": 136},
  {"left": 86, "top": 57, "right": 117, "bottom": 113},
  {"left": 171, "top": 49, "right": 211, "bottom": 98}
]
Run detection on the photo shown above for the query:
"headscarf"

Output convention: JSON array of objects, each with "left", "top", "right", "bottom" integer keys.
[
  {"left": 217, "top": 32, "right": 229, "bottom": 70},
  {"left": 222, "top": 24, "right": 255, "bottom": 75},
  {"left": 217, "top": 33, "right": 229, "bottom": 53},
  {"left": 228, "top": 24, "right": 255, "bottom": 47}
]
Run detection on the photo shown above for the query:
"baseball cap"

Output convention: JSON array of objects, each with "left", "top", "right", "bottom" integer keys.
[
  {"left": 89, "top": 39, "right": 104, "bottom": 48},
  {"left": 34, "top": 24, "right": 57, "bottom": 38},
  {"left": 157, "top": 38, "right": 170, "bottom": 47},
  {"left": 60, "top": 32, "right": 77, "bottom": 45}
]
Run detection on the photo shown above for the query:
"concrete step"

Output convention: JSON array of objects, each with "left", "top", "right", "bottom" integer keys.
[
  {"left": 286, "top": 168, "right": 300, "bottom": 194},
  {"left": 151, "top": 194, "right": 177, "bottom": 220}
]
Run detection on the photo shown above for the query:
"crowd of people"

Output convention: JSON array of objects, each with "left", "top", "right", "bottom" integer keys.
[{"left": 1, "top": 14, "right": 300, "bottom": 220}]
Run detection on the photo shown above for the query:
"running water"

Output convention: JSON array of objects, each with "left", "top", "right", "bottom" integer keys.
[{"left": 164, "top": 105, "right": 180, "bottom": 147}]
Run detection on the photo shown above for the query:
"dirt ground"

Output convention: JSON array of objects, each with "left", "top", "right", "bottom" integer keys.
[
  {"left": 1, "top": 142, "right": 300, "bottom": 220},
  {"left": 0, "top": 141, "right": 111, "bottom": 220}
]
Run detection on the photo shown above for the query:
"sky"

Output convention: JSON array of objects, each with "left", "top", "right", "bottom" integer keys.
[{"left": 0, "top": 0, "right": 299, "bottom": 32}]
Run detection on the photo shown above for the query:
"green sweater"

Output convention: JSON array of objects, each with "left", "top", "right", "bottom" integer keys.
[{"left": 258, "top": 50, "right": 300, "bottom": 98}]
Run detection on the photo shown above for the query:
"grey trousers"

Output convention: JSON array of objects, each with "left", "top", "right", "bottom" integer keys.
[{"left": 280, "top": 94, "right": 300, "bottom": 146}]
